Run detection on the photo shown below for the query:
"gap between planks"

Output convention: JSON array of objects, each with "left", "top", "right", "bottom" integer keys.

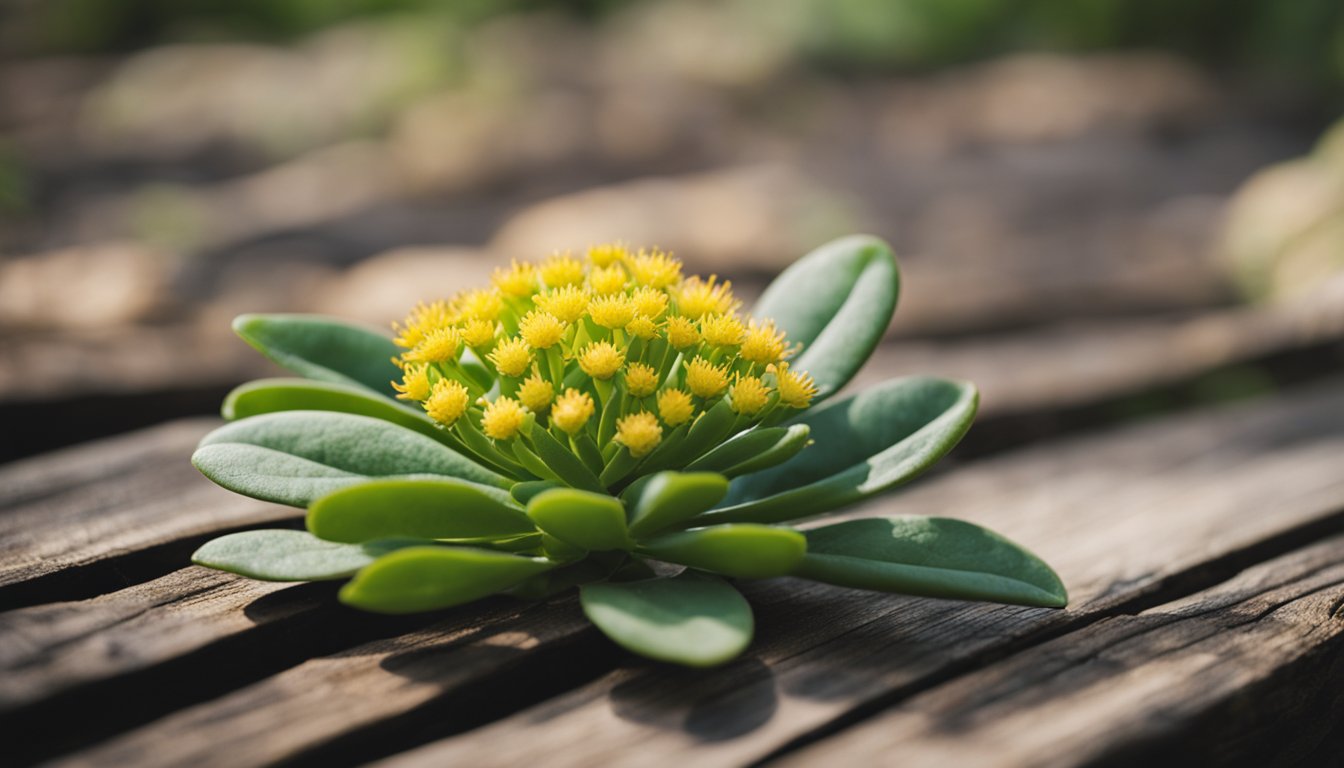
[{"left": 22, "top": 379, "right": 1344, "bottom": 768}]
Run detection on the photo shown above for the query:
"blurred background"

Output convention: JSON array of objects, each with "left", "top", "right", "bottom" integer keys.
[{"left": 2, "top": 0, "right": 1344, "bottom": 463}]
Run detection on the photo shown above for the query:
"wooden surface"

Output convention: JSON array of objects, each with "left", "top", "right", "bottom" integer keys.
[{"left": 2, "top": 378, "right": 1342, "bottom": 766}]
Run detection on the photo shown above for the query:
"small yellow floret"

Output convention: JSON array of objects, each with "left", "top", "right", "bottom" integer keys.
[
  {"left": 518, "top": 311, "right": 566, "bottom": 349},
  {"left": 624, "top": 362, "right": 659, "bottom": 397},
  {"left": 700, "top": 313, "right": 746, "bottom": 347},
  {"left": 492, "top": 260, "right": 537, "bottom": 297},
  {"left": 615, "top": 411, "right": 662, "bottom": 458},
  {"left": 540, "top": 253, "right": 585, "bottom": 288},
  {"left": 740, "top": 319, "right": 788, "bottom": 365},
  {"left": 535, "top": 285, "right": 590, "bottom": 323},
  {"left": 772, "top": 362, "right": 818, "bottom": 408},
  {"left": 454, "top": 288, "right": 504, "bottom": 322},
  {"left": 587, "top": 295, "right": 636, "bottom": 329},
  {"left": 665, "top": 315, "right": 700, "bottom": 349},
  {"left": 481, "top": 397, "right": 527, "bottom": 440},
  {"left": 392, "top": 364, "right": 432, "bottom": 401},
  {"left": 424, "top": 378, "right": 470, "bottom": 427},
  {"left": 488, "top": 337, "right": 532, "bottom": 377},
  {"left": 685, "top": 356, "right": 729, "bottom": 399},
  {"left": 587, "top": 265, "right": 628, "bottom": 295},
  {"left": 729, "top": 375, "right": 771, "bottom": 415},
  {"left": 404, "top": 326, "right": 462, "bottom": 364},
  {"left": 461, "top": 318, "right": 497, "bottom": 348},
  {"left": 630, "top": 248, "right": 682, "bottom": 289},
  {"left": 630, "top": 286, "right": 668, "bottom": 318},
  {"left": 625, "top": 315, "right": 658, "bottom": 340},
  {"left": 518, "top": 373, "right": 555, "bottom": 413},
  {"left": 393, "top": 300, "right": 452, "bottom": 349},
  {"left": 552, "top": 388, "right": 595, "bottom": 434},
  {"left": 578, "top": 341, "right": 625, "bottom": 380},
  {"left": 657, "top": 388, "right": 695, "bottom": 426},
  {"left": 675, "top": 274, "right": 738, "bottom": 319},
  {"left": 587, "top": 242, "right": 629, "bottom": 267}
]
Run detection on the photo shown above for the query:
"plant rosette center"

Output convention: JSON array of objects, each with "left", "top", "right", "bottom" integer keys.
[{"left": 191, "top": 236, "right": 1067, "bottom": 667}]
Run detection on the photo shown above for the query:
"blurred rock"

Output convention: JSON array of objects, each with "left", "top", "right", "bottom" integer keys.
[
  {"left": 310, "top": 246, "right": 501, "bottom": 327},
  {"left": 0, "top": 243, "right": 173, "bottom": 329},
  {"left": 490, "top": 165, "right": 864, "bottom": 272}
]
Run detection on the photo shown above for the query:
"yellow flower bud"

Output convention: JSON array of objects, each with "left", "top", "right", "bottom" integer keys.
[
  {"left": 392, "top": 364, "right": 432, "bottom": 401},
  {"left": 588, "top": 264, "right": 628, "bottom": 295},
  {"left": 740, "top": 319, "right": 788, "bottom": 365},
  {"left": 424, "top": 378, "right": 470, "bottom": 427},
  {"left": 586, "top": 242, "right": 629, "bottom": 267},
  {"left": 674, "top": 274, "right": 738, "bottom": 319},
  {"left": 625, "top": 315, "right": 658, "bottom": 340},
  {"left": 665, "top": 316, "right": 700, "bottom": 349},
  {"left": 518, "top": 311, "right": 566, "bottom": 349},
  {"left": 728, "top": 375, "right": 771, "bottom": 415},
  {"left": 518, "top": 373, "right": 555, "bottom": 413},
  {"left": 481, "top": 397, "right": 527, "bottom": 440},
  {"left": 771, "top": 361, "right": 818, "bottom": 408},
  {"left": 624, "top": 362, "right": 659, "bottom": 397},
  {"left": 492, "top": 260, "right": 537, "bottom": 298},
  {"left": 700, "top": 313, "right": 746, "bottom": 348},
  {"left": 631, "top": 285, "right": 669, "bottom": 318},
  {"left": 392, "top": 300, "right": 452, "bottom": 349},
  {"left": 615, "top": 411, "right": 662, "bottom": 458},
  {"left": 535, "top": 285, "right": 590, "bottom": 324},
  {"left": 454, "top": 288, "right": 504, "bottom": 322},
  {"left": 552, "top": 388, "right": 595, "bottom": 434},
  {"left": 460, "top": 318, "right": 497, "bottom": 348},
  {"left": 629, "top": 248, "right": 682, "bottom": 289},
  {"left": 404, "top": 326, "right": 462, "bottom": 364},
  {"left": 578, "top": 341, "right": 625, "bottom": 380},
  {"left": 488, "top": 337, "right": 532, "bottom": 377},
  {"left": 587, "top": 295, "right": 636, "bottom": 330},
  {"left": 540, "top": 252, "right": 585, "bottom": 288},
  {"left": 684, "top": 356, "right": 729, "bottom": 399},
  {"left": 657, "top": 388, "right": 695, "bottom": 426}
]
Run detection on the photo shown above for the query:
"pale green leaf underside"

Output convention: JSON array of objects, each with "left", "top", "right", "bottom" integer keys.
[
  {"left": 223, "top": 378, "right": 449, "bottom": 445},
  {"left": 580, "top": 572, "right": 754, "bottom": 668},
  {"left": 339, "top": 546, "right": 554, "bottom": 613},
  {"left": 637, "top": 524, "right": 806, "bottom": 579},
  {"left": 307, "top": 478, "right": 533, "bottom": 544},
  {"left": 233, "top": 313, "right": 403, "bottom": 397},
  {"left": 191, "top": 530, "right": 422, "bottom": 582},
  {"left": 795, "top": 516, "right": 1067, "bottom": 608}
]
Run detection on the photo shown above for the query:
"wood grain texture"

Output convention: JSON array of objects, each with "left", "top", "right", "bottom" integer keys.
[
  {"left": 775, "top": 534, "right": 1344, "bottom": 768},
  {"left": 369, "top": 383, "right": 1344, "bottom": 768},
  {"left": 0, "top": 419, "right": 296, "bottom": 607}
]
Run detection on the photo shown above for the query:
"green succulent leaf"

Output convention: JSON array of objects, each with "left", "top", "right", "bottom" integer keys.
[
  {"left": 685, "top": 424, "right": 811, "bottom": 479},
  {"left": 194, "top": 410, "right": 512, "bottom": 506},
  {"left": 191, "top": 530, "right": 422, "bottom": 581},
  {"left": 233, "top": 313, "right": 403, "bottom": 397},
  {"left": 580, "top": 572, "right": 754, "bottom": 667},
  {"left": 700, "top": 377, "right": 977, "bottom": 526},
  {"left": 526, "top": 488, "right": 632, "bottom": 551},
  {"left": 627, "top": 471, "right": 730, "bottom": 538},
  {"left": 223, "top": 378, "right": 451, "bottom": 443},
  {"left": 794, "top": 517, "right": 1067, "bottom": 608},
  {"left": 637, "top": 524, "right": 806, "bottom": 579},
  {"left": 307, "top": 478, "right": 534, "bottom": 544},
  {"left": 751, "top": 235, "right": 899, "bottom": 400},
  {"left": 339, "top": 546, "right": 554, "bottom": 613},
  {"left": 527, "top": 424, "right": 605, "bottom": 492},
  {"left": 511, "top": 480, "right": 559, "bottom": 505}
]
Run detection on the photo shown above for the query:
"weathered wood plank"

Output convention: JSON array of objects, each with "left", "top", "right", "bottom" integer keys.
[
  {"left": 775, "top": 534, "right": 1344, "bottom": 768},
  {"left": 48, "top": 382, "right": 1344, "bottom": 768},
  {"left": 0, "top": 419, "right": 296, "bottom": 608},
  {"left": 366, "top": 382, "right": 1344, "bottom": 768}
]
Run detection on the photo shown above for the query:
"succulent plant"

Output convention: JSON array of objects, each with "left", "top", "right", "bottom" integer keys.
[{"left": 191, "top": 235, "right": 1065, "bottom": 667}]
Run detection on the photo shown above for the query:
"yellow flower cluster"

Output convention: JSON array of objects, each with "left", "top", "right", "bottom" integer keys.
[{"left": 389, "top": 244, "right": 817, "bottom": 488}]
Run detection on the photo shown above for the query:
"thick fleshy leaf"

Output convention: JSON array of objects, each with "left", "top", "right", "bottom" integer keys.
[
  {"left": 639, "top": 397, "right": 737, "bottom": 473},
  {"left": 191, "top": 530, "right": 421, "bottom": 581},
  {"left": 307, "top": 478, "right": 533, "bottom": 543},
  {"left": 685, "top": 424, "right": 811, "bottom": 479},
  {"left": 527, "top": 424, "right": 605, "bottom": 492},
  {"left": 233, "top": 313, "right": 403, "bottom": 397},
  {"left": 223, "top": 378, "right": 450, "bottom": 443},
  {"left": 580, "top": 572, "right": 753, "bottom": 667},
  {"left": 526, "top": 488, "right": 632, "bottom": 551},
  {"left": 340, "top": 546, "right": 554, "bottom": 613},
  {"left": 699, "top": 377, "right": 977, "bottom": 526},
  {"left": 637, "top": 524, "right": 806, "bottom": 579},
  {"left": 751, "top": 235, "right": 899, "bottom": 399},
  {"left": 794, "top": 517, "right": 1067, "bottom": 608},
  {"left": 194, "top": 410, "right": 513, "bottom": 506},
  {"left": 626, "top": 472, "right": 730, "bottom": 538}
]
